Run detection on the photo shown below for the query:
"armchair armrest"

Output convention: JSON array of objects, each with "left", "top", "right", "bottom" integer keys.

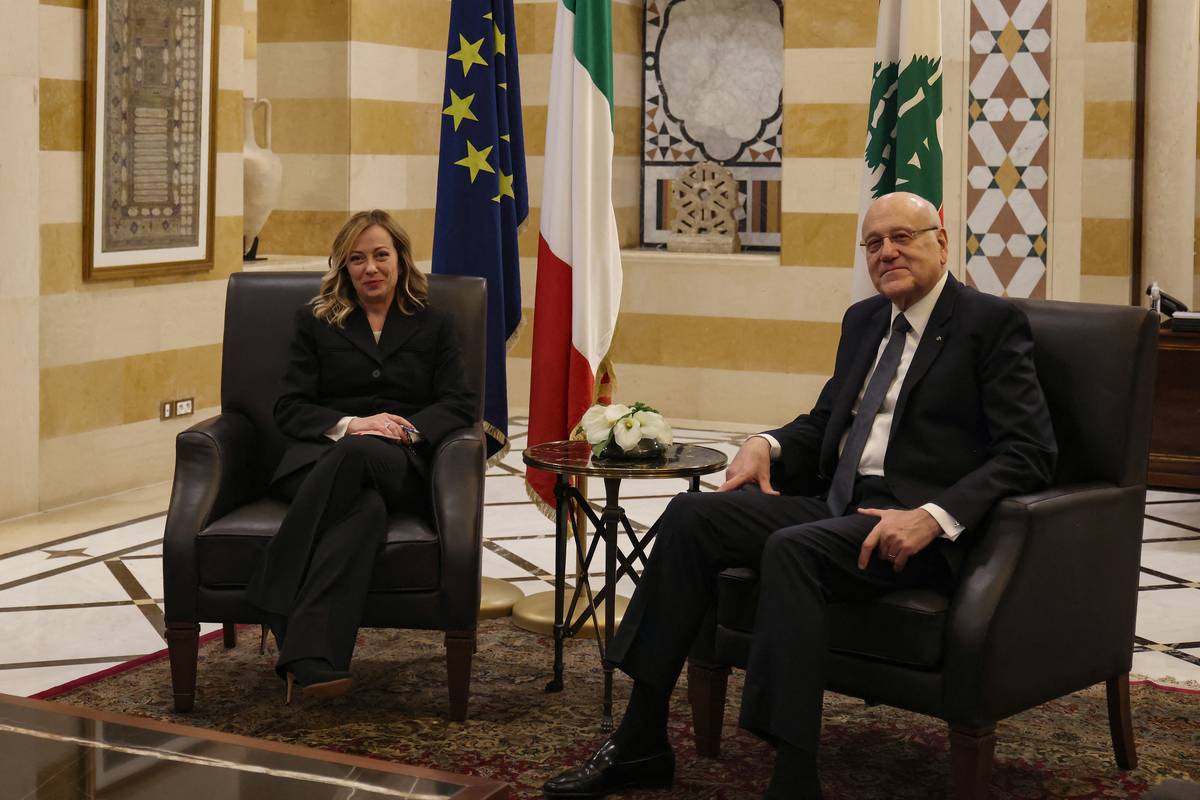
[
  {"left": 162, "top": 412, "right": 260, "bottom": 620},
  {"left": 943, "top": 481, "right": 1146, "bottom": 722},
  {"left": 429, "top": 424, "right": 486, "bottom": 627}
]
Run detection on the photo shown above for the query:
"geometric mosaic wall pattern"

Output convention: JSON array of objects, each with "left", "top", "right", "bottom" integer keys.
[
  {"left": 965, "top": 0, "right": 1052, "bottom": 298},
  {"left": 642, "top": 0, "right": 783, "bottom": 250}
]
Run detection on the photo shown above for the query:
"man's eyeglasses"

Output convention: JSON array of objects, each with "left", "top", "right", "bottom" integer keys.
[{"left": 860, "top": 226, "right": 939, "bottom": 255}]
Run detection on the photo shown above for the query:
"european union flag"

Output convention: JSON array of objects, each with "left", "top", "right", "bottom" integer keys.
[{"left": 432, "top": 0, "right": 528, "bottom": 461}]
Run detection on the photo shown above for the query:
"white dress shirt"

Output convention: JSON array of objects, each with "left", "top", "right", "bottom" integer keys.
[{"left": 756, "top": 271, "right": 966, "bottom": 540}]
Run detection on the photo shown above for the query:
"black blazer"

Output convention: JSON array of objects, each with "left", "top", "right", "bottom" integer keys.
[
  {"left": 271, "top": 301, "right": 478, "bottom": 484},
  {"left": 768, "top": 273, "right": 1057, "bottom": 536}
]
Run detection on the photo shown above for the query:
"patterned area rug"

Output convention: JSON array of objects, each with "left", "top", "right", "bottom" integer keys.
[{"left": 50, "top": 619, "right": 1199, "bottom": 799}]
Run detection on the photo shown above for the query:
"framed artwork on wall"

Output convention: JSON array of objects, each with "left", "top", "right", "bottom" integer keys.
[{"left": 84, "top": 0, "right": 219, "bottom": 280}]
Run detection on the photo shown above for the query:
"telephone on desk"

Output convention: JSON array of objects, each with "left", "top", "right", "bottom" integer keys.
[{"left": 1146, "top": 283, "right": 1199, "bottom": 332}]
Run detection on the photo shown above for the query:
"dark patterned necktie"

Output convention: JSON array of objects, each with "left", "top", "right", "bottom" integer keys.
[{"left": 827, "top": 313, "right": 912, "bottom": 515}]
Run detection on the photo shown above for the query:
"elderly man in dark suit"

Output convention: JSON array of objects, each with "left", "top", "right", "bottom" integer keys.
[{"left": 543, "top": 192, "right": 1057, "bottom": 799}]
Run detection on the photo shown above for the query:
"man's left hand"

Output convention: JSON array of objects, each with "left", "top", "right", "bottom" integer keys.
[{"left": 856, "top": 508, "right": 941, "bottom": 572}]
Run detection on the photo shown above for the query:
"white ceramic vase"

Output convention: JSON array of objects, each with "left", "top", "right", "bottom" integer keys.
[{"left": 242, "top": 97, "right": 283, "bottom": 256}]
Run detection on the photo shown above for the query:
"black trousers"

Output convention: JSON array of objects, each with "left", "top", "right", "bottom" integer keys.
[
  {"left": 245, "top": 435, "right": 424, "bottom": 672},
  {"left": 606, "top": 478, "right": 954, "bottom": 752}
]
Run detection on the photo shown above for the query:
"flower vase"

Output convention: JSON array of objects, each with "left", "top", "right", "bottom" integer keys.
[
  {"left": 242, "top": 97, "right": 283, "bottom": 259},
  {"left": 596, "top": 438, "right": 666, "bottom": 460}
]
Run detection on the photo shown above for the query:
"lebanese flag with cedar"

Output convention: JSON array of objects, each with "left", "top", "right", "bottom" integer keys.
[
  {"left": 851, "top": 0, "right": 943, "bottom": 301},
  {"left": 525, "top": 0, "right": 622, "bottom": 511}
]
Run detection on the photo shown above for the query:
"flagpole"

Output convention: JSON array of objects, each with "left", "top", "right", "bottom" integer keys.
[
  {"left": 515, "top": 0, "right": 627, "bottom": 642},
  {"left": 852, "top": 0, "right": 943, "bottom": 300},
  {"left": 430, "top": 0, "right": 529, "bottom": 620}
]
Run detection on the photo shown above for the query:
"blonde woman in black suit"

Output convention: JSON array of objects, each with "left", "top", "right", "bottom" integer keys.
[{"left": 246, "top": 209, "right": 476, "bottom": 702}]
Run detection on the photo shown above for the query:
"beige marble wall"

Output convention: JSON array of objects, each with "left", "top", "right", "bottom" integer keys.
[
  {"left": 505, "top": 0, "right": 964, "bottom": 424},
  {"left": 0, "top": 1, "right": 41, "bottom": 518},
  {"left": 510, "top": 0, "right": 871, "bottom": 423},
  {"left": 1078, "top": 0, "right": 1139, "bottom": 305},
  {"left": 21, "top": 0, "right": 247, "bottom": 513},
  {"left": 244, "top": 0, "right": 258, "bottom": 99},
  {"left": 778, "top": 0, "right": 874, "bottom": 274},
  {"left": 507, "top": 0, "right": 1150, "bottom": 425},
  {"left": 11, "top": 0, "right": 1197, "bottom": 515},
  {"left": 346, "top": 0, "right": 446, "bottom": 260},
  {"left": 506, "top": 250, "right": 841, "bottom": 419},
  {"left": 253, "top": 0, "right": 641, "bottom": 265},
  {"left": 1046, "top": 0, "right": 1083, "bottom": 302},
  {"left": 1141, "top": 0, "right": 1197, "bottom": 307},
  {"left": 254, "top": 0, "right": 351, "bottom": 256},
  {"left": 250, "top": 0, "right": 648, "bottom": 414}
]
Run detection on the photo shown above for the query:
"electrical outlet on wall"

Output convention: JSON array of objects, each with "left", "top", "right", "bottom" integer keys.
[
  {"left": 160, "top": 401, "right": 173, "bottom": 420},
  {"left": 175, "top": 398, "right": 194, "bottom": 417}
]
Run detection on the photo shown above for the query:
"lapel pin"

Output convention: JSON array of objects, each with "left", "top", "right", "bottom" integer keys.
[{"left": 936, "top": 336, "right": 943, "bottom": 342}]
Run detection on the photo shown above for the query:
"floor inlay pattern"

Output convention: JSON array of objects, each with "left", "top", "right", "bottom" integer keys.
[{"left": 1, "top": 418, "right": 1198, "bottom": 695}]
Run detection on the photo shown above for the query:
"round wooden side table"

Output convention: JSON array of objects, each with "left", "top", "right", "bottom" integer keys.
[{"left": 519, "top": 440, "right": 727, "bottom": 729}]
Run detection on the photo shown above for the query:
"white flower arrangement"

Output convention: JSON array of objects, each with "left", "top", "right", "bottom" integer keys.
[{"left": 581, "top": 402, "right": 674, "bottom": 458}]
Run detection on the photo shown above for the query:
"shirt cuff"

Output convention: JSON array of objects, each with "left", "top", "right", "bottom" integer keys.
[
  {"left": 324, "top": 416, "right": 353, "bottom": 442},
  {"left": 750, "top": 433, "right": 781, "bottom": 461},
  {"left": 922, "top": 503, "right": 966, "bottom": 541}
]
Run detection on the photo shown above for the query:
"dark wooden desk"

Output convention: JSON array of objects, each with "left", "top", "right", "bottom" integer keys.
[{"left": 1148, "top": 328, "right": 1200, "bottom": 489}]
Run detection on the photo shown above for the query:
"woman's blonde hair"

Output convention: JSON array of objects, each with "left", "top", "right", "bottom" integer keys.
[{"left": 311, "top": 209, "right": 429, "bottom": 327}]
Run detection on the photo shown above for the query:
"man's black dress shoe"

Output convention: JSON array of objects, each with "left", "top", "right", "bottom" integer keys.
[{"left": 543, "top": 737, "right": 674, "bottom": 798}]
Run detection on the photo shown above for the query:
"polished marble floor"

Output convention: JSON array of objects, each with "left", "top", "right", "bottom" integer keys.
[{"left": 1, "top": 418, "right": 1198, "bottom": 698}]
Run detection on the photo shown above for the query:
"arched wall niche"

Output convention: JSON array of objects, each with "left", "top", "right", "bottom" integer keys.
[{"left": 641, "top": 0, "right": 784, "bottom": 250}]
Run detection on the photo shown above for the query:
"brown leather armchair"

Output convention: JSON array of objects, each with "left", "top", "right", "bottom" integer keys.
[
  {"left": 163, "top": 272, "right": 487, "bottom": 719},
  {"left": 686, "top": 298, "right": 1159, "bottom": 798}
]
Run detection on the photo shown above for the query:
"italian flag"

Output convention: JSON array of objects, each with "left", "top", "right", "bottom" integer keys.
[
  {"left": 525, "top": 0, "right": 623, "bottom": 511},
  {"left": 852, "top": 0, "right": 944, "bottom": 301}
]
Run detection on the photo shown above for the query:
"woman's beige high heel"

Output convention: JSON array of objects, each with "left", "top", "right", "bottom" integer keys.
[{"left": 283, "top": 660, "right": 353, "bottom": 704}]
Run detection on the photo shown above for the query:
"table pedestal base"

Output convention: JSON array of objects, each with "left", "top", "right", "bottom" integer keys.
[
  {"left": 478, "top": 577, "right": 524, "bottom": 620},
  {"left": 511, "top": 590, "right": 630, "bottom": 636}
]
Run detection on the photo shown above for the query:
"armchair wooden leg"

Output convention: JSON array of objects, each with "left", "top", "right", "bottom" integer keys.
[
  {"left": 222, "top": 623, "right": 237, "bottom": 649},
  {"left": 687, "top": 660, "right": 730, "bottom": 759},
  {"left": 445, "top": 630, "right": 474, "bottom": 722},
  {"left": 166, "top": 622, "right": 201, "bottom": 712},
  {"left": 949, "top": 723, "right": 995, "bottom": 800},
  {"left": 1106, "top": 673, "right": 1138, "bottom": 770}
]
